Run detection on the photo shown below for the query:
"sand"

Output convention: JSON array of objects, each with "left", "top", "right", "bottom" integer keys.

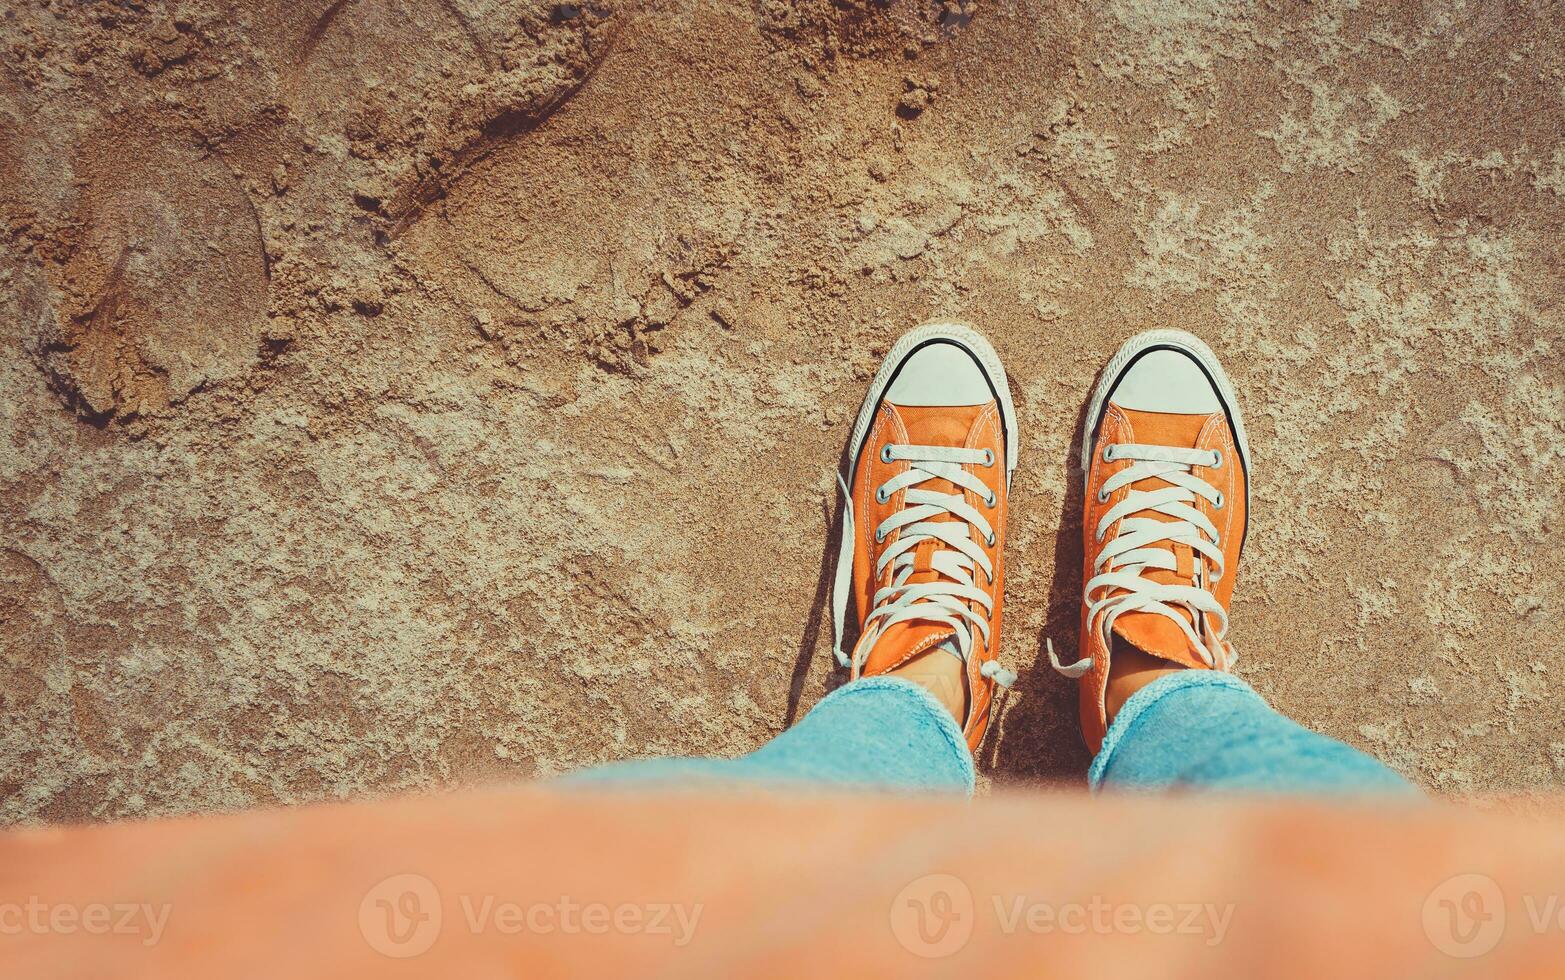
[{"left": 0, "top": 0, "right": 1561, "bottom": 824}]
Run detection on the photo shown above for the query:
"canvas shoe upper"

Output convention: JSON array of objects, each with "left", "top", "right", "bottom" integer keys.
[
  {"left": 831, "top": 322, "right": 1020, "bottom": 754},
  {"left": 1051, "top": 329, "right": 1252, "bottom": 753}
]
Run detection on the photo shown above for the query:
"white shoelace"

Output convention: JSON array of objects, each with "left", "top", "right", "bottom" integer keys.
[
  {"left": 1049, "top": 442, "right": 1235, "bottom": 677},
  {"left": 832, "top": 443, "right": 1017, "bottom": 687}
]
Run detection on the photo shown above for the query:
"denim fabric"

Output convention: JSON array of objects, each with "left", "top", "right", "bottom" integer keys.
[
  {"left": 567, "top": 676, "right": 975, "bottom": 794},
  {"left": 1090, "top": 671, "right": 1414, "bottom": 794},
  {"left": 572, "top": 670, "right": 1409, "bottom": 797}
]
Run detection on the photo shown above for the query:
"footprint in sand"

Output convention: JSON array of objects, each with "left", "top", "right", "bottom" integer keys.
[
  {"left": 260, "top": 0, "right": 616, "bottom": 231},
  {"left": 34, "top": 123, "right": 271, "bottom": 423}
]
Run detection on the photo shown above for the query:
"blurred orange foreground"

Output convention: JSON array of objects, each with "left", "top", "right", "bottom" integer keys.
[{"left": 5, "top": 785, "right": 1565, "bottom": 977}]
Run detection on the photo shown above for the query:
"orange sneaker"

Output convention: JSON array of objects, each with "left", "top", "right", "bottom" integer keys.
[
  {"left": 1051, "top": 329, "right": 1252, "bottom": 753},
  {"left": 831, "top": 322, "right": 1020, "bottom": 753}
]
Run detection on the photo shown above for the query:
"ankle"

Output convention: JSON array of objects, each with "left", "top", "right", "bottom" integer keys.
[
  {"left": 886, "top": 649, "right": 968, "bottom": 723},
  {"left": 1104, "top": 643, "right": 1186, "bottom": 724}
]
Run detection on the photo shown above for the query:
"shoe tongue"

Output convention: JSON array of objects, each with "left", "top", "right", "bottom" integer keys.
[
  {"left": 1110, "top": 613, "right": 1207, "bottom": 669},
  {"left": 858, "top": 403, "right": 986, "bottom": 675},
  {"left": 894, "top": 403, "right": 982, "bottom": 445},
  {"left": 1104, "top": 406, "right": 1214, "bottom": 670},
  {"left": 858, "top": 622, "right": 960, "bottom": 675},
  {"left": 889, "top": 404, "right": 983, "bottom": 581},
  {"left": 1109, "top": 564, "right": 1206, "bottom": 667}
]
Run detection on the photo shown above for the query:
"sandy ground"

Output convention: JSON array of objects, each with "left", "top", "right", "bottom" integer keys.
[{"left": 0, "top": 0, "right": 1561, "bottom": 825}]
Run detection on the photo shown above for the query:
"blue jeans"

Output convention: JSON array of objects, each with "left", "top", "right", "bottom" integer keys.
[{"left": 573, "top": 672, "right": 1411, "bottom": 795}]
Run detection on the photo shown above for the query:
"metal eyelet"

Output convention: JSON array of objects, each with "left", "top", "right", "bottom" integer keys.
[
  {"left": 985, "top": 531, "right": 996, "bottom": 547},
  {"left": 1096, "top": 487, "right": 1110, "bottom": 504},
  {"left": 881, "top": 445, "right": 894, "bottom": 463},
  {"left": 876, "top": 487, "right": 889, "bottom": 504},
  {"left": 1102, "top": 444, "right": 1115, "bottom": 462},
  {"left": 1213, "top": 491, "right": 1224, "bottom": 509},
  {"left": 875, "top": 528, "right": 886, "bottom": 543},
  {"left": 1209, "top": 449, "right": 1223, "bottom": 468},
  {"left": 981, "top": 448, "right": 994, "bottom": 467},
  {"left": 985, "top": 490, "right": 997, "bottom": 508}
]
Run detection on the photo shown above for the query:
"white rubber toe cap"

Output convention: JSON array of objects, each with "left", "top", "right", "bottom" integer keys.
[
  {"left": 884, "top": 340, "right": 993, "bottom": 407},
  {"left": 1107, "top": 348, "right": 1221, "bottom": 415}
]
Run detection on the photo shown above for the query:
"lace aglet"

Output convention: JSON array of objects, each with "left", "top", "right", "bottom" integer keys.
[
  {"left": 980, "top": 661, "right": 1017, "bottom": 688},
  {"left": 1046, "top": 638, "right": 1093, "bottom": 679}
]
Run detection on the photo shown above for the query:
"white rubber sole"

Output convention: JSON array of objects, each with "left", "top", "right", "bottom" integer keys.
[
  {"left": 1080, "top": 328, "right": 1252, "bottom": 490},
  {"left": 843, "top": 321, "right": 1019, "bottom": 490}
]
